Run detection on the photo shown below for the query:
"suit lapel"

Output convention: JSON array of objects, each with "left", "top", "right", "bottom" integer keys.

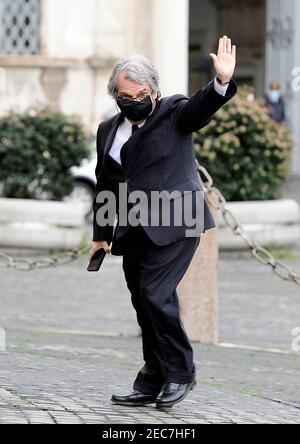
[{"left": 101, "top": 113, "right": 123, "bottom": 167}]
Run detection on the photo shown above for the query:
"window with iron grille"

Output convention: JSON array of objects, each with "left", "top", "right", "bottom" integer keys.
[{"left": 0, "top": 0, "right": 40, "bottom": 55}]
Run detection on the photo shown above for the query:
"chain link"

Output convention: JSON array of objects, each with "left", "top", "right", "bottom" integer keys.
[{"left": 196, "top": 160, "right": 300, "bottom": 287}]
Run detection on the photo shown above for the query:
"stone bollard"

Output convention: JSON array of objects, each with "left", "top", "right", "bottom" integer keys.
[
  {"left": 0, "top": 327, "right": 6, "bottom": 352},
  {"left": 178, "top": 191, "right": 219, "bottom": 344}
]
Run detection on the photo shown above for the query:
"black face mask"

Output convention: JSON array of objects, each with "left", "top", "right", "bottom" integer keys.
[{"left": 116, "top": 95, "right": 153, "bottom": 122}]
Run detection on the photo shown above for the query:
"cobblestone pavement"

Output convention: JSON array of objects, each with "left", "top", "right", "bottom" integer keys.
[
  {"left": 0, "top": 331, "right": 299, "bottom": 424},
  {"left": 0, "top": 252, "right": 300, "bottom": 424}
]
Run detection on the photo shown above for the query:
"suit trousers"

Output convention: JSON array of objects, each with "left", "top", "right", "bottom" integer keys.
[{"left": 120, "top": 222, "right": 201, "bottom": 395}]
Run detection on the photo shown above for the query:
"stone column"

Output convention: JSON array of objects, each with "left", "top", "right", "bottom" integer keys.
[
  {"left": 178, "top": 191, "right": 219, "bottom": 344},
  {"left": 266, "top": 0, "right": 300, "bottom": 176},
  {"left": 151, "top": 0, "right": 189, "bottom": 95}
]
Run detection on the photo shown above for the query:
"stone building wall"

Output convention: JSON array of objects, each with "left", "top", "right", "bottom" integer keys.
[{"left": 0, "top": 0, "right": 188, "bottom": 132}]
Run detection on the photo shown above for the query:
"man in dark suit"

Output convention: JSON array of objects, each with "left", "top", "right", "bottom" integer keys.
[{"left": 89, "top": 36, "right": 237, "bottom": 409}]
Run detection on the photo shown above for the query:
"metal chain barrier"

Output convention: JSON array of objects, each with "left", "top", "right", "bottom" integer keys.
[
  {"left": 0, "top": 244, "right": 90, "bottom": 272},
  {"left": 0, "top": 161, "right": 299, "bottom": 286},
  {"left": 196, "top": 160, "right": 300, "bottom": 287}
]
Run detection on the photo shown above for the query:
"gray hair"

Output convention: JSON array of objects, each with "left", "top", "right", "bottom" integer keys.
[{"left": 107, "top": 55, "right": 161, "bottom": 99}]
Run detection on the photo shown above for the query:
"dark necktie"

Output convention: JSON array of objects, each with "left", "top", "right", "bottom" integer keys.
[
  {"left": 132, "top": 124, "right": 139, "bottom": 134},
  {"left": 120, "top": 125, "right": 139, "bottom": 167}
]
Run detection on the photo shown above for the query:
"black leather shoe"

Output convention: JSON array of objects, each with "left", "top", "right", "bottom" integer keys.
[
  {"left": 155, "top": 380, "right": 196, "bottom": 409},
  {"left": 111, "top": 390, "right": 158, "bottom": 407}
]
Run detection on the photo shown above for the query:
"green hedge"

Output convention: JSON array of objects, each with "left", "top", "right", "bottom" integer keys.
[
  {"left": 194, "top": 87, "right": 293, "bottom": 201},
  {"left": 0, "top": 107, "right": 91, "bottom": 200}
]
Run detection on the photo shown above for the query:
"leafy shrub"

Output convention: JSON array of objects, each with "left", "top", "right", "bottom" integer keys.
[
  {"left": 194, "top": 87, "right": 293, "bottom": 201},
  {"left": 0, "top": 107, "right": 91, "bottom": 200}
]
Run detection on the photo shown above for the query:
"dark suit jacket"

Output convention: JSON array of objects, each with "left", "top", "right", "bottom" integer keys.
[{"left": 92, "top": 78, "right": 237, "bottom": 249}]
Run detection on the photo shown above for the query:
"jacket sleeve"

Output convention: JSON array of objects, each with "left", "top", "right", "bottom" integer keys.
[
  {"left": 92, "top": 123, "right": 116, "bottom": 244},
  {"left": 173, "top": 78, "right": 238, "bottom": 134}
]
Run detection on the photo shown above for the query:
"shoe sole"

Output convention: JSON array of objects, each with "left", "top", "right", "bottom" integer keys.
[
  {"left": 111, "top": 399, "right": 157, "bottom": 407},
  {"left": 155, "top": 380, "right": 197, "bottom": 409}
]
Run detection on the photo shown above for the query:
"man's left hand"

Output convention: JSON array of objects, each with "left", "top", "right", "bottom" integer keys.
[{"left": 209, "top": 35, "right": 236, "bottom": 83}]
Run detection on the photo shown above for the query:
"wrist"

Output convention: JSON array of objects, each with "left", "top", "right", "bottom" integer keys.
[{"left": 216, "top": 76, "right": 231, "bottom": 85}]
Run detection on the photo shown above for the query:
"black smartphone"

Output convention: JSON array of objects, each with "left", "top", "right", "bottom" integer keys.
[{"left": 87, "top": 248, "right": 106, "bottom": 272}]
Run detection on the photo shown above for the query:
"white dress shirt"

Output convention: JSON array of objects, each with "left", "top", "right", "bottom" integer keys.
[
  {"left": 108, "top": 119, "right": 146, "bottom": 165},
  {"left": 109, "top": 78, "right": 229, "bottom": 165}
]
